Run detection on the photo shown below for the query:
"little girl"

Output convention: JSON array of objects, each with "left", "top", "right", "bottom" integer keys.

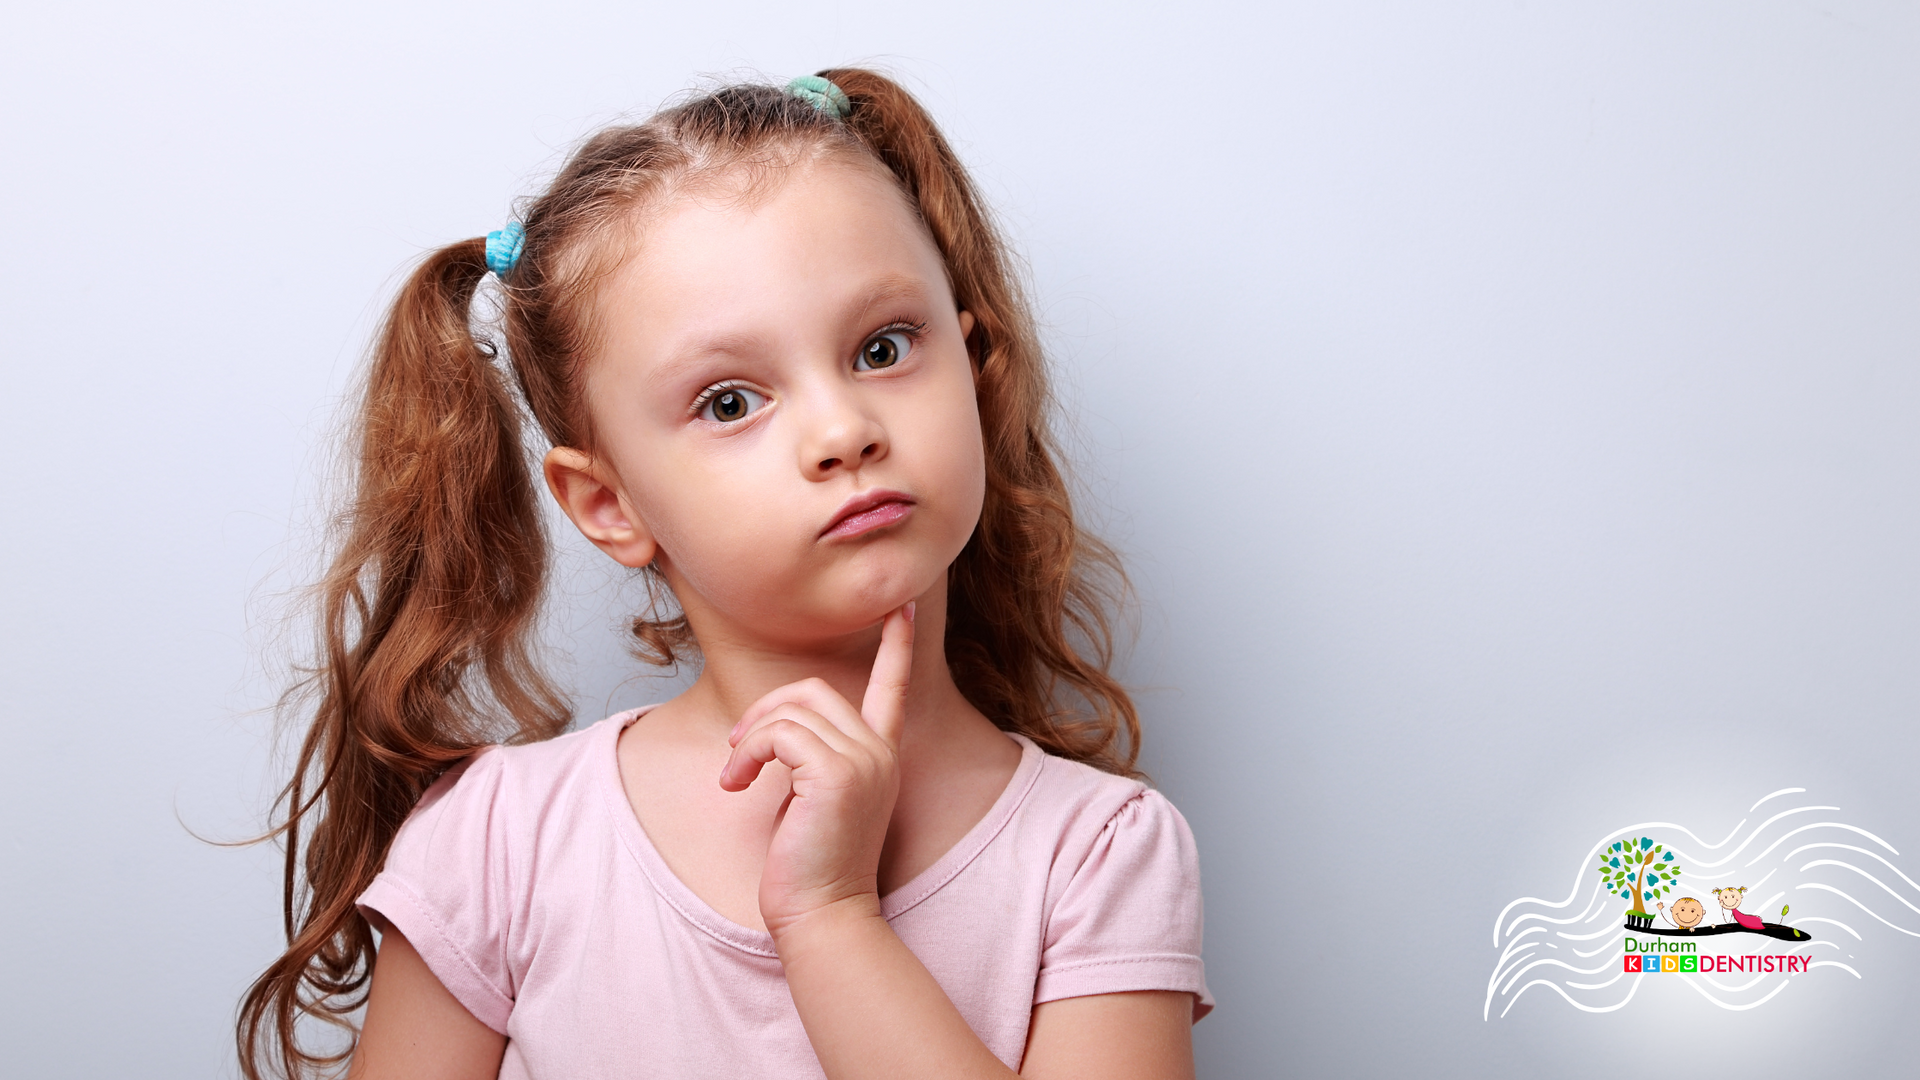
[{"left": 239, "top": 69, "right": 1210, "bottom": 1079}]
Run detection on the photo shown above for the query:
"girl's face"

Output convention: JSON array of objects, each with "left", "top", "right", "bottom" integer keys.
[{"left": 548, "top": 153, "right": 986, "bottom": 648}]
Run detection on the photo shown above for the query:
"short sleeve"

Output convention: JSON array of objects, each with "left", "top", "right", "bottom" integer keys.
[
  {"left": 357, "top": 750, "right": 517, "bottom": 1033},
  {"left": 1036, "top": 788, "right": 1213, "bottom": 1020}
]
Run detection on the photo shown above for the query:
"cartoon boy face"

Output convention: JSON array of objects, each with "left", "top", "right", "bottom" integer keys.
[{"left": 1670, "top": 898, "right": 1705, "bottom": 929}]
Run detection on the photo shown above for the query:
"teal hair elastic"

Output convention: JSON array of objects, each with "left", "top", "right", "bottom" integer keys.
[
  {"left": 486, "top": 221, "right": 526, "bottom": 277},
  {"left": 786, "top": 75, "right": 850, "bottom": 118}
]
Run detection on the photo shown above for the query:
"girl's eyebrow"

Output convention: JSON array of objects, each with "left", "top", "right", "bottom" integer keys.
[
  {"left": 651, "top": 274, "right": 937, "bottom": 381},
  {"left": 845, "top": 273, "right": 934, "bottom": 320},
  {"left": 675, "top": 333, "right": 762, "bottom": 364},
  {"left": 648, "top": 330, "right": 772, "bottom": 384}
]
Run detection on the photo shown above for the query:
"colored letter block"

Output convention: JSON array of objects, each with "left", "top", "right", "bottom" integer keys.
[
  {"left": 1624, "top": 955, "right": 1642, "bottom": 972},
  {"left": 1679, "top": 955, "right": 1698, "bottom": 973},
  {"left": 1661, "top": 955, "right": 1680, "bottom": 973}
]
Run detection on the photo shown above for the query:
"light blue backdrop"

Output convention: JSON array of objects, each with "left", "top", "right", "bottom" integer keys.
[{"left": 3, "top": 2, "right": 1916, "bottom": 1076}]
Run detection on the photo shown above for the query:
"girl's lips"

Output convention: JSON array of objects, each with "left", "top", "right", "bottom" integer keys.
[{"left": 821, "top": 490, "right": 915, "bottom": 540}]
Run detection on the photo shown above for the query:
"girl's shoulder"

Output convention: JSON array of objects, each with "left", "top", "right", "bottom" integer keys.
[
  {"left": 438, "top": 707, "right": 628, "bottom": 781},
  {"left": 1018, "top": 735, "right": 1164, "bottom": 814},
  {"left": 389, "top": 710, "right": 637, "bottom": 858},
  {"left": 1011, "top": 735, "right": 1199, "bottom": 867}
]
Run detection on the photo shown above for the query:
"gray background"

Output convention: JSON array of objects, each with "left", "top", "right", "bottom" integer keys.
[{"left": 3, "top": 1, "right": 1916, "bottom": 1076}]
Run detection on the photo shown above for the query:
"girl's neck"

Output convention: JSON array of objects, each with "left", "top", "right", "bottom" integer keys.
[{"left": 668, "top": 577, "right": 982, "bottom": 746}]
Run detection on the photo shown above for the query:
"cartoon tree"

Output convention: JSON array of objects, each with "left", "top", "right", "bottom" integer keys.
[{"left": 1595, "top": 837, "right": 1681, "bottom": 916}]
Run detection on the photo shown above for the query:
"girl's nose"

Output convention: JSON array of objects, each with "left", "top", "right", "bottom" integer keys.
[{"left": 797, "top": 394, "right": 888, "bottom": 479}]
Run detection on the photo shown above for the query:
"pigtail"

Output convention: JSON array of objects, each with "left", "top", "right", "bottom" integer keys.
[
  {"left": 823, "top": 69, "right": 1143, "bottom": 776},
  {"left": 238, "top": 239, "right": 569, "bottom": 1079}
]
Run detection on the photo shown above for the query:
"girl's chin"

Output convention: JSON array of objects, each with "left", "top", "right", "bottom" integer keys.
[
  {"left": 798, "top": 592, "right": 928, "bottom": 637},
  {"left": 675, "top": 548, "right": 948, "bottom": 640},
  {"left": 739, "top": 579, "right": 936, "bottom": 639},
  {"left": 714, "top": 609, "right": 904, "bottom": 655}
]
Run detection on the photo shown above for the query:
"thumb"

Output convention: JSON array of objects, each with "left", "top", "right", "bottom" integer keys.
[{"left": 860, "top": 602, "right": 915, "bottom": 746}]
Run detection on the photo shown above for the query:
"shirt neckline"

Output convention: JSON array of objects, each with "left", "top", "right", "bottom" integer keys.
[{"left": 593, "top": 706, "right": 1047, "bottom": 958}]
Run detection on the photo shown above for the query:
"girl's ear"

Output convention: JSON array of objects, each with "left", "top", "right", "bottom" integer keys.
[
  {"left": 543, "top": 447, "right": 659, "bottom": 567},
  {"left": 957, "top": 309, "right": 977, "bottom": 374}
]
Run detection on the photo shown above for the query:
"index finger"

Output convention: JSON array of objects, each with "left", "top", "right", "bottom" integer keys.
[{"left": 860, "top": 602, "right": 915, "bottom": 746}]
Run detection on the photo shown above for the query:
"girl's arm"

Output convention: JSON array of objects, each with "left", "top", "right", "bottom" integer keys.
[
  {"left": 349, "top": 928, "right": 506, "bottom": 1080},
  {"left": 778, "top": 903, "right": 1193, "bottom": 1078},
  {"left": 726, "top": 608, "right": 1196, "bottom": 1079},
  {"left": 1021, "top": 992, "right": 1195, "bottom": 1079}
]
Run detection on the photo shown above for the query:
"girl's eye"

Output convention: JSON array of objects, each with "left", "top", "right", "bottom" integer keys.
[
  {"left": 855, "top": 331, "right": 913, "bottom": 371},
  {"left": 697, "top": 385, "right": 766, "bottom": 423}
]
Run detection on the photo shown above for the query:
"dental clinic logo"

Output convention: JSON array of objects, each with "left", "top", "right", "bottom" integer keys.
[
  {"left": 1486, "top": 788, "right": 1919, "bottom": 1018},
  {"left": 1602, "top": 834, "right": 1814, "bottom": 977}
]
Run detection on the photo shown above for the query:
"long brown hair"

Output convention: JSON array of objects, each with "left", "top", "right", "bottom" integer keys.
[{"left": 239, "top": 68, "right": 1137, "bottom": 1078}]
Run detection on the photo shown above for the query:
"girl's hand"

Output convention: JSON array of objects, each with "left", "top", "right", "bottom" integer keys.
[{"left": 720, "top": 604, "right": 915, "bottom": 938}]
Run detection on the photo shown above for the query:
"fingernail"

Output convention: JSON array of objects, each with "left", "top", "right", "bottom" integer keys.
[{"left": 904, "top": 601, "right": 916, "bottom": 624}]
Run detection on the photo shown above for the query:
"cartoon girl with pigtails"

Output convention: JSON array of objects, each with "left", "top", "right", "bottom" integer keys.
[
  {"left": 238, "top": 71, "right": 1211, "bottom": 1080},
  {"left": 1714, "top": 885, "right": 1765, "bottom": 929}
]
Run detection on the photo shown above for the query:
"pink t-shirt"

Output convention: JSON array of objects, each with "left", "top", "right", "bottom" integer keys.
[{"left": 358, "top": 710, "right": 1211, "bottom": 1078}]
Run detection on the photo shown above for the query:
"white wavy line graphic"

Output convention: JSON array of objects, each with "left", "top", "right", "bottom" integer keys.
[
  {"left": 1800, "top": 861, "right": 1920, "bottom": 917},
  {"left": 1795, "top": 884, "right": 1920, "bottom": 937},
  {"left": 1500, "top": 973, "right": 1642, "bottom": 1018},
  {"left": 1573, "top": 937, "right": 1623, "bottom": 959},
  {"left": 1503, "top": 956, "right": 1617, "bottom": 989},
  {"left": 1677, "top": 974, "right": 1792, "bottom": 1011},
  {"left": 1786, "top": 842, "right": 1920, "bottom": 893},
  {"left": 1487, "top": 791, "right": 1917, "bottom": 1019},
  {"left": 1697, "top": 971, "right": 1768, "bottom": 993},
  {"left": 1793, "top": 916, "right": 1860, "bottom": 940},
  {"left": 1693, "top": 807, "right": 1841, "bottom": 868},
  {"left": 1556, "top": 923, "right": 1625, "bottom": 942},
  {"left": 1503, "top": 879, "right": 1611, "bottom": 937},
  {"left": 1746, "top": 823, "right": 1897, "bottom": 867}
]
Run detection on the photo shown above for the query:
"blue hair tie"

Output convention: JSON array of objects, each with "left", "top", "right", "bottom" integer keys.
[
  {"left": 786, "top": 75, "right": 850, "bottom": 118},
  {"left": 485, "top": 221, "right": 525, "bottom": 277}
]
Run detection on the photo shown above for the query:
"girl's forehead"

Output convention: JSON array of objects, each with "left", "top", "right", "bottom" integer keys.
[
  {"left": 631, "top": 154, "right": 928, "bottom": 278},
  {"left": 598, "top": 156, "right": 950, "bottom": 355}
]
